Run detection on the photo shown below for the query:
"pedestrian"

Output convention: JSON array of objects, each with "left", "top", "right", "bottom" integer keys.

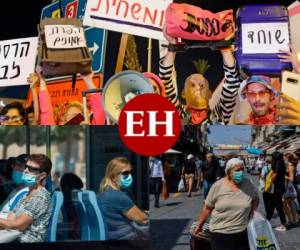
[
  {"left": 149, "top": 156, "right": 165, "bottom": 208},
  {"left": 259, "top": 157, "right": 272, "bottom": 192},
  {"left": 265, "top": 152, "right": 287, "bottom": 231},
  {"left": 181, "top": 154, "right": 196, "bottom": 197},
  {"left": 193, "top": 158, "right": 259, "bottom": 250},
  {"left": 283, "top": 154, "right": 299, "bottom": 226},
  {"left": 195, "top": 156, "right": 204, "bottom": 191},
  {"left": 200, "top": 153, "right": 221, "bottom": 199},
  {"left": 294, "top": 151, "right": 300, "bottom": 214}
]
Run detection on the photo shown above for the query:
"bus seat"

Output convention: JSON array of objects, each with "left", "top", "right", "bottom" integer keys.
[
  {"left": 45, "top": 191, "right": 64, "bottom": 242},
  {"left": 72, "top": 190, "right": 90, "bottom": 240},
  {"left": 82, "top": 190, "right": 107, "bottom": 240}
]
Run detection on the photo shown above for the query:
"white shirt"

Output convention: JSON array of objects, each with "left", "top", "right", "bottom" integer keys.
[{"left": 150, "top": 158, "right": 165, "bottom": 179}]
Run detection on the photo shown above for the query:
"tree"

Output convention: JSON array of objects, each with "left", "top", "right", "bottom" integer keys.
[
  {"left": 124, "top": 35, "right": 142, "bottom": 72},
  {"left": 0, "top": 127, "right": 26, "bottom": 158},
  {"left": 51, "top": 126, "right": 84, "bottom": 173}
]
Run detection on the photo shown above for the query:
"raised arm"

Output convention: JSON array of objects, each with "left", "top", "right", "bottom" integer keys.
[
  {"left": 27, "top": 73, "right": 40, "bottom": 124},
  {"left": 81, "top": 72, "right": 106, "bottom": 125},
  {"left": 212, "top": 48, "right": 242, "bottom": 124}
]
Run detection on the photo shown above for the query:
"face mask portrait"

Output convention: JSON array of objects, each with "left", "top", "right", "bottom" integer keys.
[
  {"left": 182, "top": 74, "right": 211, "bottom": 110},
  {"left": 20, "top": 172, "right": 38, "bottom": 187}
]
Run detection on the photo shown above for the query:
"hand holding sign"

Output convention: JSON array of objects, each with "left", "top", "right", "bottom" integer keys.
[{"left": 278, "top": 44, "right": 300, "bottom": 74}]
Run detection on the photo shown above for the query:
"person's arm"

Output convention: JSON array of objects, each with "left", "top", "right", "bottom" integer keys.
[
  {"left": 181, "top": 166, "right": 185, "bottom": 178},
  {"left": 212, "top": 48, "right": 242, "bottom": 124},
  {"left": 286, "top": 165, "right": 295, "bottom": 182},
  {"left": 0, "top": 213, "right": 33, "bottom": 231},
  {"left": 160, "top": 27, "right": 187, "bottom": 119},
  {"left": 36, "top": 67, "right": 56, "bottom": 125},
  {"left": 123, "top": 205, "right": 148, "bottom": 225},
  {"left": 249, "top": 197, "right": 259, "bottom": 219},
  {"left": 193, "top": 204, "right": 213, "bottom": 234},
  {"left": 278, "top": 44, "right": 300, "bottom": 74},
  {"left": 81, "top": 72, "right": 106, "bottom": 125},
  {"left": 276, "top": 93, "right": 300, "bottom": 125},
  {"left": 27, "top": 73, "right": 40, "bottom": 124}
]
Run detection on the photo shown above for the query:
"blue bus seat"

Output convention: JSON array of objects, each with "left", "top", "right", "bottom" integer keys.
[
  {"left": 45, "top": 191, "right": 64, "bottom": 242},
  {"left": 72, "top": 190, "right": 90, "bottom": 240},
  {"left": 82, "top": 190, "right": 107, "bottom": 240}
]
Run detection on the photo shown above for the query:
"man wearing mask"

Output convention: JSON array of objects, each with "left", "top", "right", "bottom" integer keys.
[
  {"left": 0, "top": 154, "right": 52, "bottom": 243},
  {"left": 0, "top": 154, "right": 29, "bottom": 212},
  {"left": 200, "top": 153, "right": 221, "bottom": 199}
]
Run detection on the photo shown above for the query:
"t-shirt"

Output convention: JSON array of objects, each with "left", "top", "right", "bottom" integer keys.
[
  {"left": 15, "top": 187, "right": 52, "bottom": 243},
  {"left": 201, "top": 161, "right": 219, "bottom": 181},
  {"left": 205, "top": 178, "right": 258, "bottom": 234},
  {"left": 184, "top": 162, "right": 196, "bottom": 175},
  {"left": 98, "top": 187, "right": 136, "bottom": 240}
]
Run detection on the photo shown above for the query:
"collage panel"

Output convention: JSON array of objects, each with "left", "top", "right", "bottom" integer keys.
[
  {"left": 150, "top": 125, "right": 300, "bottom": 250},
  {"left": 0, "top": 126, "right": 148, "bottom": 250}
]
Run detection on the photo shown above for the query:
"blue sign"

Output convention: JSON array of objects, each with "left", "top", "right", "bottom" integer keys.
[{"left": 40, "top": 0, "right": 106, "bottom": 74}]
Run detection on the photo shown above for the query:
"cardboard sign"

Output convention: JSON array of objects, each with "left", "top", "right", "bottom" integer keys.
[
  {"left": 27, "top": 74, "right": 103, "bottom": 107},
  {"left": 242, "top": 22, "right": 289, "bottom": 54},
  {"left": 45, "top": 25, "right": 86, "bottom": 49},
  {"left": 83, "top": 0, "right": 173, "bottom": 40},
  {"left": 0, "top": 37, "right": 38, "bottom": 87}
]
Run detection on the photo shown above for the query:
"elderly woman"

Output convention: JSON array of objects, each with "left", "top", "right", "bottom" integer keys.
[
  {"left": 0, "top": 154, "right": 52, "bottom": 243},
  {"left": 194, "top": 158, "right": 259, "bottom": 250},
  {"left": 97, "top": 157, "right": 148, "bottom": 240}
]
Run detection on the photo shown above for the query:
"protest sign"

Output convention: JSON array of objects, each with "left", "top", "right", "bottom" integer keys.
[
  {"left": 0, "top": 37, "right": 38, "bottom": 87},
  {"left": 83, "top": 0, "right": 172, "bottom": 40}
]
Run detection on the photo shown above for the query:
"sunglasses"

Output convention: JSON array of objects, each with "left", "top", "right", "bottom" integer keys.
[
  {"left": 245, "top": 91, "right": 270, "bottom": 99},
  {"left": 24, "top": 164, "right": 44, "bottom": 174},
  {"left": 0, "top": 115, "right": 23, "bottom": 123},
  {"left": 120, "top": 171, "right": 131, "bottom": 177}
]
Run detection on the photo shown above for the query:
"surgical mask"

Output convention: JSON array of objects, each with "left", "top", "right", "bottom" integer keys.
[
  {"left": 12, "top": 171, "right": 24, "bottom": 185},
  {"left": 120, "top": 174, "right": 133, "bottom": 189},
  {"left": 21, "top": 173, "right": 37, "bottom": 187},
  {"left": 233, "top": 170, "right": 245, "bottom": 184}
]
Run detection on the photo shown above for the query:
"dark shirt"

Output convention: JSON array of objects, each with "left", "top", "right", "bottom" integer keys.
[
  {"left": 202, "top": 161, "right": 221, "bottom": 182},
  {"left": 184, "top": 162, "right": 196, "bottom": 175},
  {"left": 272, "top": 163, "right": 286, "bottom": 192}
]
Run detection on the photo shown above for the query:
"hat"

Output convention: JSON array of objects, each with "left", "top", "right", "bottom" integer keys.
[
  {"left": 225, "top": 158, "right": 244, "bottom": 175},
  {"left": 241, "top": 75, "right": 276, "bottom": 98},
  {"left": 143, "top": 72, "right": 166, "bottom": 97},
  {"left": 187, "top": 154, "right": 194, "bottom": 160}
]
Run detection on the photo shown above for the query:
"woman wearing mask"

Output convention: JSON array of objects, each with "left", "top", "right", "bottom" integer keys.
[
  {"left": 97, "top": 157, "right": 148, "bottom": 240},
  {"left": 0, "top": 154, "right": 52, "bottom": 243},
  {"left": 193, "top": 158, "right": 259, "bottom": 250}
]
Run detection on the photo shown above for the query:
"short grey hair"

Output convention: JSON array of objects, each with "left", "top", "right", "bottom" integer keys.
[{"left": 225, "top": 158, "right": 244, "bottom": 175}]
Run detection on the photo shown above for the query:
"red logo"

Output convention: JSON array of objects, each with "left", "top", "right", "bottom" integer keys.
[{"left": 118, "top": 94, "right": 181, "bottom": 156}]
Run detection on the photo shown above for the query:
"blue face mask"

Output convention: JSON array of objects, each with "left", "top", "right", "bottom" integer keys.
[
  {"left": 120, "top": 174, "right": 133, "bottom": 189},
  {"left": 12, "top": 171, "right": 24, "bottom": 185},
  {"left": 21, "top": 173, "right": 37, "bottom": 187},
  {"left": 233, "top": 170, "right": 245, "bottom": 184}
]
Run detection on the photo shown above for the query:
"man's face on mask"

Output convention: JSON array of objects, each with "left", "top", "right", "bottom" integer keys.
[
  {"left": 245, "top": 83, "right": 272, "bottom": 116},
  {"left": 183, "top": 74, "right": 211, "bottom": 109}
]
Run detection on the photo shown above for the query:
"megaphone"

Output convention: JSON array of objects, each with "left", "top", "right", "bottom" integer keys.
[{"left": 102, "top": 70, "right": 154, "bottom": 123}]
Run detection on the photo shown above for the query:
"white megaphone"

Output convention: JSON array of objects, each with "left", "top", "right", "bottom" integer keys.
[{"left": 102, "top": 70, "right": 155, "bottom": 123}]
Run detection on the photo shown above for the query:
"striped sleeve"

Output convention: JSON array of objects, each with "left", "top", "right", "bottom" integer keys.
[
  {"left": 213, "top": 62, "right": 241, "bottom": 124},
  {"left": 159, "top": 58, "right": 187, "bottom": 119}
]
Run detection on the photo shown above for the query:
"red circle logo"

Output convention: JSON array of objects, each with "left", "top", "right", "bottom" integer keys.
[{"left": 118, "top": 94, "right": 181, "bottom": 156}]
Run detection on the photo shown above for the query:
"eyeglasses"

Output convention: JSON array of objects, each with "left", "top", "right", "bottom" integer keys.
[
  {"left": 24, "top": 164, "right": 43, "bottom": 174},
  {"left": 0, "top": 115, "right": 23, "bottom": 123},
  {"left": 120, "top": 171, "right": 131, "bottom": 177},
  {"left": 245, "top": 91, "right": 270, "bottom": 99}
]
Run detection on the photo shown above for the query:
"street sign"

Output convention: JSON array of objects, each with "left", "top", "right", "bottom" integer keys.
[{"left": 40, "top": 0, "right": 106, "bottom": 75}]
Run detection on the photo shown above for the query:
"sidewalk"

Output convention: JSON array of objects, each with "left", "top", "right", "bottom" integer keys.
[{"left": 150, "top": 175, "right": 300, "bottom": 250}]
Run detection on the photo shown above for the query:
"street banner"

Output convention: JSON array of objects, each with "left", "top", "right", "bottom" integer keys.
[
  {"left": 83, "top": 0, "right": 173, "bottom": 40},
  {"left": 0, "top": 37, "right": 38, "bottom": 87}
]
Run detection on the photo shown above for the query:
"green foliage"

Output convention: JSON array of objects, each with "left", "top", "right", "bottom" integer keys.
[{"left": 192, "top": 58, "right": 210, "bottom": 75}]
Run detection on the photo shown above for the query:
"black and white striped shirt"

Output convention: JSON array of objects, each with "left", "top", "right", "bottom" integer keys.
[{"left": 159, "top": 59, "right": 242, "bottom": 125}]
